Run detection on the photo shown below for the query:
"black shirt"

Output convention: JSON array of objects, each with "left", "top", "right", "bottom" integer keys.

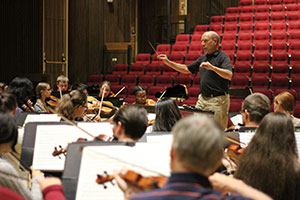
[{"left": 188, "top": 49, "right": 232, "bottom": 97}]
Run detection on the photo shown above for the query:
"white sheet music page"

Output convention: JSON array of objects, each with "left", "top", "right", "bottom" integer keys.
[
  {"left": 75, "top": 143, "right": 171, "bottom": 200},
  {"left": 295, "top": 132, "right": 300, "bottom": 157},
  {"left": 239, "top": 132, "right": 255, "bottom": 148},
  {"left": 24, "top": 114, "right": 61, "bottom": 125},
  {"left": 32, "top": 125, "right": 94, "bottom": 171},
  {"left": 77, "top": 122, "right": 113, "bottom": 137}
]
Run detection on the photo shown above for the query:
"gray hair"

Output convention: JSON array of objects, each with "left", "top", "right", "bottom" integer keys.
[
  {"left": 242, "top": 93, "right": 270, "bottom": 123},
  {"left": 208, "top": 31, "right": 220, "bottom": 45},
  {"left": 172, "top": 115, "right": 224, "bottom": 174}
]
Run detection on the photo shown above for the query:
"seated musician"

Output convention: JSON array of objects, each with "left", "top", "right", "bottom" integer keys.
[
  {"left": 0, "top": 112, "right": 44, "bottom": 200},
  {"left": 98, "top": 81, "right": 114, "bottom": 100},
  {"left": 239, "top": 93, "right": 270, "bottom": 128},
  {"left": 234, "top": 112, "right": 300, "bottom": 200},
  {"left": 112, "top": 104, "right": 148, "bottom": 142},
  {"left": 71, "top": 83, "right": 88, "bottom": 95},
  {"left": 0, "top": 92, "right": 18, "bottom": 115},
  {"left": 132, "top": 86, "right": 155, "bottom": 106},
  {"left": 7, "top": 77, "right": 35, "bottom": 115},
  {"left": 0, "top": 82, "right": 8, "bottom": 93},
  {"left": 150, "top": 99, "right": 182, "bottom": 132},
  {"left": 273, "top": 91, "right": 300, "bottom": 126},
  {"left": 56, "top": 90, "right": 88, "bottom": 121},
  {"left": 51, "top": 75, "right": 69, "bottom": 98},
  {"left": 34, "top": 82, "right": 52, "bottom": 113},
  {"left": 115, "top": 115, "right": 272, "bottom": 200}
]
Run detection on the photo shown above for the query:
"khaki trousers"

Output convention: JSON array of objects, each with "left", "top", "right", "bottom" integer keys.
[{"left": 195, "top": 93, "right": 230, "bottom": 130}]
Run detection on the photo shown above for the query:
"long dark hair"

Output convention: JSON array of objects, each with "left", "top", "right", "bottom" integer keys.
[
  {"left": 7, "top": 77, "right": 33, "bottom": 108},
  {"left": 153, "top": 99, "right": 182, "bottom": 132},
  {"left": 234, "top": 112, "right": 300, "bottom": 200},
  {"left": 0, "top": 112, "right": 18, "bottom": 152}
]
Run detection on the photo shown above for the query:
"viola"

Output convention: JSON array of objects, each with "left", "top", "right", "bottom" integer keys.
[
  {"left": 52, "top": 134, "right": 115, "bottom": 157},
  {"left": 96, "top": 170, "right": 167, "bottom": 190}
]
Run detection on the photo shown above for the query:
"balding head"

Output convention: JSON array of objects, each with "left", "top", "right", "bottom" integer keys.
[{"left": 201, "top": 31, "right": 220, "bottom": 54}]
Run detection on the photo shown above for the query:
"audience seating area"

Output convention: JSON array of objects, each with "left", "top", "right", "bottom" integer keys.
[{"left": 88, "top": 0, "right": 300, "bottom": 117}]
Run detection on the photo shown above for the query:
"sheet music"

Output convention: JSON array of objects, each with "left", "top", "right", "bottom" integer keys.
[
  {"left": 75, "top": 143, "right": 171, "bottom": 200},
  {"left": 77, "top": 122, "right": 113, "bottom": 137},
  {"left": 239, "top": 132, "right": 255, "bottom": 148},
  {"left": 146, "top": 134, "right": 173, "bottom": 143},
  {"left": 32, "top": 125, "right": 94, "bottom": 171},
  {"left": 295, "top": 132, "right": 300, "bottom": 157},
  {"left": 230, "top": 114, "right": 243, "bottom": 126},
  {"left": 24, "top": 114, "right": 61, "bottom": 124}
]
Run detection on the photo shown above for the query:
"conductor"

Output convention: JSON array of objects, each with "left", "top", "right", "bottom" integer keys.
[{"left": 158, "top": 31, "right": 233, "bottom": 130}]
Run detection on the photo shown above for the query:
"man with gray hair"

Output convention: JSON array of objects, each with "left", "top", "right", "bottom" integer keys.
[
  {"left": 241, "top": 93, "right": 270, "bottom": 127},
  {"left": 158, "top": 31, "right": 233, "bottom": 130},
  {"left": 116, "top": 115, "right": 272, "bottom": 200}
]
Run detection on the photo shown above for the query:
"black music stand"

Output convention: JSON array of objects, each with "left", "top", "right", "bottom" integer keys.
[
  {"left": 62, "top": 141, "right": 135, "bottom": 200},
  {"left": 20, "top": 122, "right": 70, "bottom": 171}
]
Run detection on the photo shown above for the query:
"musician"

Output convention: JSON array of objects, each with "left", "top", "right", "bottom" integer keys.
[
  {"left": 132, "top": 86, "right": 155, "bottom": 106},
  {"left": 158, "top": 31, "right": 232, "bottom": 130},
  {"left": 112, "top": 104, "right": 148, "bottom": 142},
  {"left": 273, "top": 91, "right": 300, "bottom": 126},
  {"left": 240, "top": 93, "right": 270, "bottom": 127},
  {"left": 115, "top": 115, "right": 272, "bottom": 200},
  {"left": 234, "top": 112, "right": 300, "bottom": 200},
  {"left": 151, "top": 99, "right": 182, "bottom": 132},
  {"left": 0, "top": 82, "right": 8, "bottom": 93},
  {"left": 98, "top": 81, "right": 114, "bottom": 100},
  {"left": 56, "top": 90, "right": 88, "bottom": 121},
  {"left": 0, "top": 92, "right": 18, "bottom": 115},
  {"left": 0, "top": 112, "right": 43, "bottom": 200},
  {"left": 7, "top": 77, "right": 34, "bottom": 115},
  {"left": 71, "top": 83, "right": 88, "bottom": 95},
  {"left": 34, "top": 82, "right": 52, "bottom": 113},
  {"left": 51, "top": 75, "right": 69, "bottom": 98}
]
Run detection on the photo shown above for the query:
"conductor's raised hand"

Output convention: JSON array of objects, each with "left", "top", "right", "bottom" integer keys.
[
  {"left": 200, "top": 61, "right": 215, "bottom": 71},
  {"left": 157, "top": 54, "right": 170, "bottom": 64}
]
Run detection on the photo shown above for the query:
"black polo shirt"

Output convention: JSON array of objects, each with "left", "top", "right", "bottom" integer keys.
[{"left": 188, "top": 49, "right": 232, "bottom": 97}]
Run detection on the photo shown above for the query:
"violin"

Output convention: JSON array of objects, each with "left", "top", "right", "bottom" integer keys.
[
  {"left": 87, "top": 96, "right": 116, "bottom": 115},
  {"left": 226, "top": 144, "right": 245, "bottom": 165},
  {"left": 96, "top": 170, "right": 167, "bottom": 190},
  {"left": 52, "top": 134, "right": 115, "bottom": 157},
  {"left": 45, "top": 95, "right": 59, "bottom": 108}
]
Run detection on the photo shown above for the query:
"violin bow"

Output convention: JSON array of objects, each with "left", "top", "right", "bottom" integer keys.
[
  {"left": 157, "top": 90, "right": 166, "bottom": 102},
  {"left": 113, "top": 86, "right": 125, "bottom": 97},
  {"left": 59, "top": 87, "right": 63, "bottom": 99},
  {"left": 225, "top": 136, "right": 246, "bottom": 146},
  {"left": 46, "top": 106, "right": 95, "bottom": 138},
  {"left": 96, "top": 87, "right": 106, "bottom": 119},
  {"left": 148, "top": 41, "right": 158, "bottom": 56}
]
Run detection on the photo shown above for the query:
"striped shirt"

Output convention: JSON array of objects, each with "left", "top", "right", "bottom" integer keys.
[{"left": 131, "top": 172, "right": 251, "bottom": 200}]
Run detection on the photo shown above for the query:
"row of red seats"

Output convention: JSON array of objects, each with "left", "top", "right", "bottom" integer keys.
[
  {"left": 89, "top": 74, "right": 200, "bottom": 88},
  {"left": 222, "top": 41, "right": 298, "bottom": 54},
  {"left": 211, "top": 12, "right": 300, "bottom": 26},
  {"left": 239, "top": 0, "right": 298, "bottom": 7},
  {"left": 234, "top": 63, "right": 300, "bottom": 78}
]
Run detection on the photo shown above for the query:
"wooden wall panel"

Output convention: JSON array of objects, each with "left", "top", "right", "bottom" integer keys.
[{"left": 0, "top": 0, "right": 42, "bottom": 85}]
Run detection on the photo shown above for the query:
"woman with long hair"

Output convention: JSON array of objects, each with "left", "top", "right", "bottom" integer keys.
[
  {"left": 56, "top": 90, "right": 87, "bottom": 121},
  {"left": 152, "top": 99, "right": 182, "bottom": 132},
  {"left": 234, "top": 112, "right": 300, "bottom": 200}
]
